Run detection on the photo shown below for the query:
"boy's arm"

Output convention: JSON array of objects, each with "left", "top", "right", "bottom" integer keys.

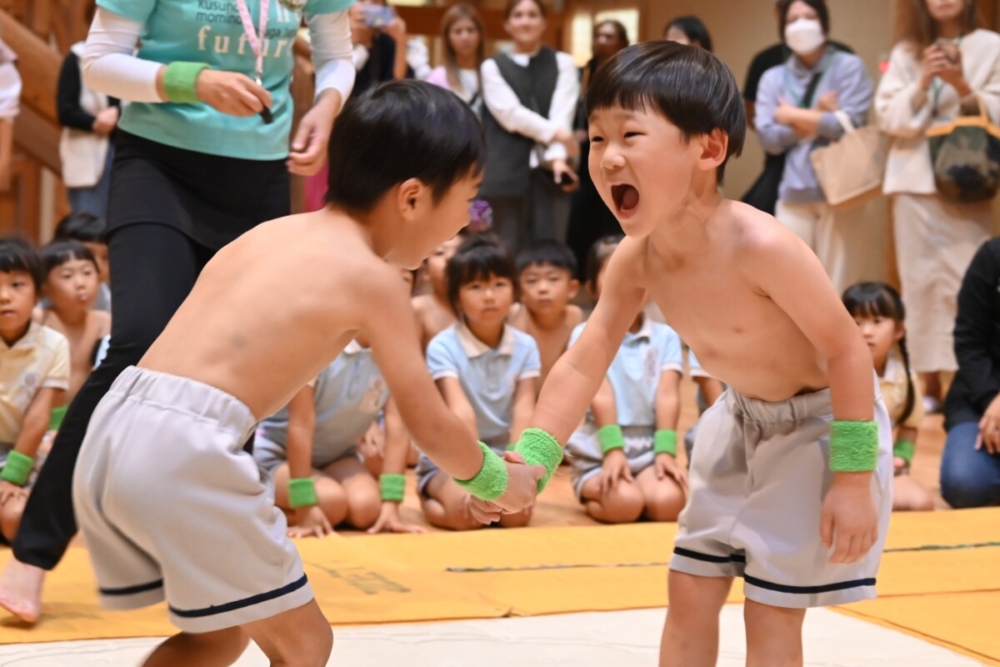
[
  {"left": 11, "top": 388, "right": 60, "bottom": 459},
  {"left": 285, "top": 384, "right": 317, "bottom": 483},
  {"left": 510, "top": 377, "right": 538, "bottom": 443},
  {"left": 435, "top": 377, "right": 479, "bottom": 442},
  {"left": 746, "top": 223, "right": 877, "bottom": 564},
  {"left": 590, "top": 377, "right": 618, "bottom": 426},
  {"left": 655, "top": 370, "right": 682, "bottom": 432}
]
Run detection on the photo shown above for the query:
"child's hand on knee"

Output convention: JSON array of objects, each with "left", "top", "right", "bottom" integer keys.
[
  {"left": 820, "top": 474, "right": 878, "bottom": 564},
  {"left": 654, "top": 453, "right": 688, "bottom": 489},
  {"left": 598, "top": 449, "right": 633, "bottom": 496}
]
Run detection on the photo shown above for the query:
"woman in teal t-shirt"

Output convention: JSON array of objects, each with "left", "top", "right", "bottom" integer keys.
[{"left": 0, "top": 0, "right": 356, "bottom": 641}]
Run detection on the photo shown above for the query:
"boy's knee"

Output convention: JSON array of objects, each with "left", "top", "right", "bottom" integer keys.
[
  {"left": 589, "top": 482, "right": 644, "bottom": 523},
  {"left": 644, "top": 486, "right": 685, "bottom": 522},
  {"left": 315, "top": 479, "right": 349, "bottom": 523},
  {"left": 348, "top": 492, "right": 382, "bottom": 530}
]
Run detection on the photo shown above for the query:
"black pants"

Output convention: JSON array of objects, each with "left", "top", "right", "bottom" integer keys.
[{"left": 13, "top": 224, "right": 216, "bottom": 570}]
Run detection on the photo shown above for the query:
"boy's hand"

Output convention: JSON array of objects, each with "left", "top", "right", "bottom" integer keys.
[
  {"left": 491, "top": 455, "right": 545, "bottom": 515},
  {"left": 287, "top": 505, "right": 334, "bottom": 539},
  {"left": 893, "top": 456, "right": 907, "bottom": 474},
  {"left": 654, "top": 453, "right": 688, "bottom": 489},
  {"left": 598, "top": 449, "right": 632, "bottom": 495},
  {"left": 0, "top": 481, "right": 25, "bottom": 507},
  {"left": 820, "top": 473, "right": 878, "bottom": 564},
  {"left": 368, "top": 502, "right": 427, "bottom": 534},
  {"left": 468, "top": 497, "right": 502, "bottom": 524}
]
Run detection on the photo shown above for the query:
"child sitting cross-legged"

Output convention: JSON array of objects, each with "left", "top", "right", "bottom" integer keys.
[
  {"left": 566, "top": 235, "right": 687, "bottom": 523},
  {"left": 417, "top": 234, "right": 541, "bottom": 530}
]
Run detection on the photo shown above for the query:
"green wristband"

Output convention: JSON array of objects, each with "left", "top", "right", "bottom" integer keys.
[
  {"left": 514, "top": 428, "right": 563, "bottom": 492},
  {"left": 893, "top": 439, "right": 915, "bottom": 467},
  {"left": 829, "top": 420, "right": 879, "bottom": 472},
  {"left": 454, "top": 441, "right": 509, "bottom": 501},
  {"left": 49, "top": 405, "right": 67, "bottom": 431},
  {"left": 287, "top": 478, "right": 318, "bottom": 508},
  {"left": 0, "top": 451, "right": 33, "bottom": 487},
  {"left": 654, "top": 429, "right": 678, "bottom": 456},
  {"left": 163, "top": 62, "right": 209, "bottom": 103},
  {"left": 379, "top": 473, "right": 406, "bottom": 503},
  {"left": 597, "top": 424, "right": 625, "bottom": 455}
]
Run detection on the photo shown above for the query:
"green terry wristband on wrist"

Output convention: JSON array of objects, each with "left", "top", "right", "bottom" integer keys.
[
  {"left": 163, "top": 62, "right": 209, "bottom": 103},
  {"left": 893, "top": 439, "right": 915, "bottom": 467},
  {"left": 514, "top": 428, "right": 563, "bottom": 492},
  {"left": 454, "top": 441, "right": 509, "bottom": 501},
  {"left": 0, "top": 451, "right": 33, "bottom": 487},
  {"left": 654, "top": 429, "right": 678, "bottom": 456},
  {"left": 829, "top": 420, "right": 879, "bottom": 472},
  {"left": 288, "top": 478, "right": 318, "bottom": 508},
  {"left": 49, "top": 405, "right": 67, "bottom": 431},
  {"left": 597, "top": 424, "right": 625, "bottom": 455},
  {"left": 379, "top": 473, "right": 406, "bottom": 503}
]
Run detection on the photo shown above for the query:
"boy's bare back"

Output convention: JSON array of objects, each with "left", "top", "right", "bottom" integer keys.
[
  {"left": 619, "top": 200, "right": 845, "bottom": 402},
  {"left": 140, "top": 210, "right": 411, "bottom": 420}
]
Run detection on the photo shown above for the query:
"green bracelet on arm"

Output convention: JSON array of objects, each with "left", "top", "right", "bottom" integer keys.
[
  {"left": 1, "top": 451, "right": 33, "bottom": 487},
  {"left": 513, "top": 428, "right": 563, "bottom": 492},
  {"left": 654, "top": 429, "right": 678, "bottom": 456},
  {"left": 597, "top": 424, "right": 624, "bottom": 455},
  {"left": 162, "top": 62, "right": 210, "bottom": 103},
  {"left": 287, "top": 478, "right": 318, "bottom": 508},
  {"left": 893, "top": 439, "right": 915, "bottom": 467},
  {"left": 379, "top": 473, "right": 406, "bottom": 503},
  {"left": 829, "top": 420, "right": 879, "bottom": 472},
  {"left": 453, "top": 441, "right": 509, "bottom": 501}
]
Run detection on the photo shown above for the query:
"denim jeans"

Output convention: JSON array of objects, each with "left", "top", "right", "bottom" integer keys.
[{"left": 940, "top": 421, "right": 1000, "bottom": 508}]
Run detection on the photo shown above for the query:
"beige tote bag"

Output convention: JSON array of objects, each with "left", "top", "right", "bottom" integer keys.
[{"left": 809, "top": 111, "right": 887, "bottom": 210}]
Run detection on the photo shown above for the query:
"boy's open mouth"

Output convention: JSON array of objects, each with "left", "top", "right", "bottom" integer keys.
[{"left": 612, "top": 184, "right": 640, "bottom": 212}]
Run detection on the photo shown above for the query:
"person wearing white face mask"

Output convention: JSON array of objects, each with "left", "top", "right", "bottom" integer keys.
[{"left": 754, "top": 0, "right": 875, "bottom": 293}]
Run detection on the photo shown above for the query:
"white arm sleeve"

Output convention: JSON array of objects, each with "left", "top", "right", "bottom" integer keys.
[
  {"left": 542, "top": 53, "right": 581, "bottom": 163},
  {"left": 481, "top": 58, "right": 558, "bottom": 144},
  {"left": 82, "top": 8, "right": 162, "bottom": 103},
  {"left": 305, "top": 11, "right": 355, "bottom": 103}
]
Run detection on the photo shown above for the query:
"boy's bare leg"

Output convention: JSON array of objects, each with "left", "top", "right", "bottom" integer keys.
[
  {"left": 142, "top": 628, "right": 250, "bottom": 667},
  {"left": 324, "top": 458, "right": 381, "bottom": 530},
  {"left": 0, "top": 494, "right": 26, "bottom": 543},
  {"left": 893, "top": 475, "right": 935, "bottom": 512},
  {"left": 660, "top": 570, "right": 732, "bottom": 667},
  {"left": 246, "top": 599, "right": 333, "bottom": 667},
  {"left": 0, "top": 557, "right": 44, "bottom": 623},
  {"left": 420, "top": 474, "right": 485, "bottom": 531},
  {"left": 634, "top": 467, "right": 685, "bottom": 522},
  {"left": 273, "top": 465, "right": 349, "bottom": 527},
  {"left": 580, "top": 476, "right": 644, "bottom": 524},
  {"left": 744, "top": 599, "right": 806, "bottom": 667}
]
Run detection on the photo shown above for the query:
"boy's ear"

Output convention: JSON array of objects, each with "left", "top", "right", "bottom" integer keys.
[
  {"left": 697, "top": 128, "right": 729, "bottom": 173},
  {"left": 568, "top": 278, "right": 580, "bottom": 300},
  {"left": 397, "top": 178, "right": 428, "bottom": 221}
]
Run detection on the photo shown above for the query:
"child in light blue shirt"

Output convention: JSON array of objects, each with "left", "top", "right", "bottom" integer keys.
[
  {"left": 566, "top": 236, "right": 687, "bottom": 523},
  {"left": 417, "top": 235, "right": 541, "bottom": 530}
]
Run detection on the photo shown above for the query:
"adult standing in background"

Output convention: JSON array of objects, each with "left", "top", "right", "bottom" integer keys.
[
  {"left": 663, "top": 15, "right": 713, "bottom": 52},
  {"left": 755, "top": 0, "right": 874, "bottom": 292},
  {"left": 479, "top": 0, "right": 579, "bottom": 252},
  {"left": 0, "top": 37, "right": 19, "bottom": 193},
  {"left": 565, "top": 19, "right": 628, "bottom": 276},
  {"left": 0, "top": 0, "right": 356, "bottom": 627},
  {"left": 57, "top": 5, "right": 120, "bottom": 220},
  {"left": 426, "top": 3, "right": 485, "bottom": 113},
  {"left": 876, "top": 0, "right": 1000, "bottom": 413}
]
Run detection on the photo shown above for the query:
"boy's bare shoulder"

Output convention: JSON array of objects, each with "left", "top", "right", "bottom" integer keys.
[
  {"left": 722, "top": 200, "right": 807, "bottom": 260},
  {"left": 507, "top": 302, "right": 528, "bottom": 329},
  {"left": 89, "top": 309, "right": 111, "bottom": 335},
  {"left": 565, "top": 304, "right": 584, "bottom": 327}
]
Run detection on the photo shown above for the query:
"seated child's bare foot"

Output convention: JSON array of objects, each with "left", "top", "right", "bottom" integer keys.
[{"left": 0, "top": 558, "right": 45, "bottom": 623}]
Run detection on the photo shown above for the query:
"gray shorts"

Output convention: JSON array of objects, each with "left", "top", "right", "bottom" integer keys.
[
  {"left": 670, "top": 379, "right": 893, "bottom": 609},
  {"left": 565, "top": 424, "right": 655, "bottom": 500},
  {"left": 415, "top": 438, "right": 507, "bottom": 497},
  {"left": 72, "top": 367, "right": 313, "bottom": 633},
  {"left": 254, "top": 433, "right": 358, "bottom": 475}
]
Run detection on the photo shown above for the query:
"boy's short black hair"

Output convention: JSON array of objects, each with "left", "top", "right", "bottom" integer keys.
[
  {"left": 586, "top": 41, "right": 745, "bottom": 184},
  {"left": 326, "top": 80, "right": 486, "bottom": 213},
  {"left": 515, "top": 239, "right": 577, "bottom": 278},
  {"left": 54, "top": 212, "right": 106, "bottom": 244},
  {"left": 39, "top": 240, "right": 98, "bottom": 278},
  {"left": 0, "top": 237, "right": 43, "bottom": 289},
  {"left": 585, "top": 234, "right": 624, "bottom": 291},
  {"left": 446, "top": 234, "right": 516, "bottom": 315},
  {"left": 780, "top": 0, "right": 829, "bottom": 37}
]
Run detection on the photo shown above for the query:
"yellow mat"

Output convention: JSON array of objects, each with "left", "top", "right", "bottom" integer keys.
[{"left": 0, "top": 508, "right": 996, "bottom": 658}]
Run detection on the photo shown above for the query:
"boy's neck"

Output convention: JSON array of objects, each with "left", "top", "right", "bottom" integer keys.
[
  {"left": 432, "top": 287, "right": 450, "bottom": 307},
  {"left": 528, "top": 305, "right": 568, "bottom": 331},
  {"left": 629, "top": 312, "right": 644, "bottom": 334},
  {"left": 0, "top": 320, "right": 31, "bottom": 348},
  {"left": 649, "top": 183, "right": 725, "bottom": 260},
  {"left": 51, "top": 304, "right": 89, "bottom": 328},
  {"left": 466, "top": 318, "right": 504, "bottom": 349}
]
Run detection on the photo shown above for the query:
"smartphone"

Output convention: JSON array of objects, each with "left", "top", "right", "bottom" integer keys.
[
  {"left": 935, "top": 38, "right": 959, "bottom": 64},
  {"left": 362, "top": 4, "right": 396, "bottom": 28}
]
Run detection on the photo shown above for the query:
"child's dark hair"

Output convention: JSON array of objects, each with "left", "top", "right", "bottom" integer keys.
[
  {"left": 446, "top": 234, "right": 516, "bottom": 316},
  {"left": 0, "top": 237, "right": 43, "bottom": 289},
  {"left": 326, "top": 80, "right": 486, "bottom": 213},
  {"left": 842, "top": 281, "right": 914, "bottom": 424},
  {"left": 665, "top": 15, "right": 714, "bottom": 52},
  {"left": 584, "top": 235, "right": 623, "bottom": 292},
  {"left": 515, "top": 239, "right": 577, "bottom": 278},
  {"left": 586, "top": 41, "right": 745, "bottom": 184},
  {"left": 39, "top": 240, "right": 98, "bottom": 278},
  {"left": 781, "top": 0, "right": 829, "bottom": 37},
  {"left": 54, "top": 212, "right": 106, "bottom": 244}
]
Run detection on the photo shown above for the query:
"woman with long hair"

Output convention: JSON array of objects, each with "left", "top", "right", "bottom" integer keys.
[
  {"left": 664, "top": 15, "right": 713, "bottom": 52},
  {"left": 426, "top": 3, "right": 485, "bottom": 111},
  {"left": 876, "top": 0, "right": 1000, "bottom": 412}
]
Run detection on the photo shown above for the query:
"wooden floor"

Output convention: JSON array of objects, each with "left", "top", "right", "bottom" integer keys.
[{"left": 378, "top": 375, "right": 949, "bottom": 534}]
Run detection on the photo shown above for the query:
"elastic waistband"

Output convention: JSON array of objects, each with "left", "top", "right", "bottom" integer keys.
[
  {"left": 109, "top": 366, "right": 256, "bottom": 436},
  {"left": 726, "top": 387, "right": 832, "bottom": 425}
]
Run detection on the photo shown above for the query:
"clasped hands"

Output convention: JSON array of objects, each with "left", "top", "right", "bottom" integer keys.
[{"left": 467, "top": 451, "right": 544, "bottom": 525}]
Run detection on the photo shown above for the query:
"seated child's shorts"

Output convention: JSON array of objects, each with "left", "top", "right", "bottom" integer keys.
[
  {"left": 670, "top": 379, "right": 893, "bottom": 608},
  {"left": 415, "top": 437, "right": 507, "bottom": 497},
  {"left": 73, "top": 366, "right": 313, "bottom": 633},
  {"left": 566, "top": 424, "right": 655, "bottom": 500},
  {"left": 254, "top": 433, "right": 358, "bottom": 475}
]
